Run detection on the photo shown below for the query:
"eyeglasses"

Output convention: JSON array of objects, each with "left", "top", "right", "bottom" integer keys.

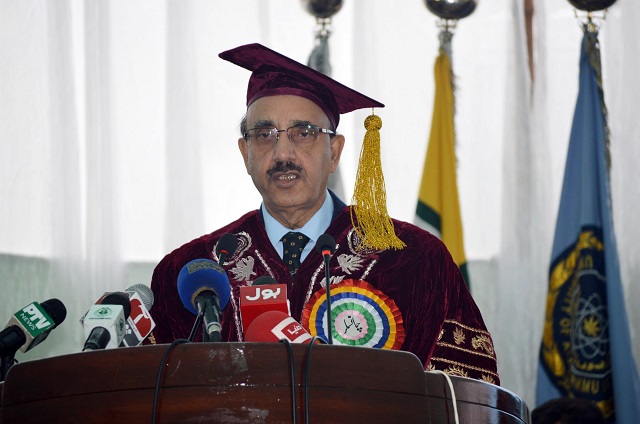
[{"left": 244, "top": 124, "right": 336, "bottom": 150}]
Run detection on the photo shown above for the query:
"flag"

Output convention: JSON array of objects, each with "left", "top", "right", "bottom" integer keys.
[
  {"left": 415, "top": 48, "right": 470, "bottom": 286},
  {"left": 536, "top": 28, "right": 640, "bottom": 423}
]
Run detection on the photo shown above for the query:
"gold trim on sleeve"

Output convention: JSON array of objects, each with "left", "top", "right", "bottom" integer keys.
[
  {"left": 444, "top": 319, "right": 493, "bottom": 336},
  {"left": 430, "top": 357, "right": 500, "bottom": 379},
  {"left": 435, "top": 341, "right": 497, "bottom": 360}
]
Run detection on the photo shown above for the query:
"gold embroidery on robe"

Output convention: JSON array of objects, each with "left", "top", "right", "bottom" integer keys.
[
  {"left": 453, "top": 327, "right": 465, "bottom": 345},
  {"left": 430, "top": 357, "right": 500, "bottom": 379},
  {"left": 472, "top": 334, "right": 495, "bottom": 355},
  {"left": 481, "top": 374, "right": 496, "bottom": 384},
  {"left": 445, "top": 365, "right": 468, "bottom": 378},
  {"left": 435, "top": 342, "right": 497, "bottom": 360}
]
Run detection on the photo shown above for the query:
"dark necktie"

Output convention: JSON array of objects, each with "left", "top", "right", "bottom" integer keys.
[{"left": 281, "top": 231, "right": 310, "bottom": 279}]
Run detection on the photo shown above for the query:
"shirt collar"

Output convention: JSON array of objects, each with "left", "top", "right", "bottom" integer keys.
[{"left": 262, "top": 190, "right": 334, "bottom": 249}]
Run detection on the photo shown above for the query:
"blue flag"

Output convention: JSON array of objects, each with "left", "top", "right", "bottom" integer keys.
[{"left": 536, "top": 28, "right": 640, "bottom": 423}]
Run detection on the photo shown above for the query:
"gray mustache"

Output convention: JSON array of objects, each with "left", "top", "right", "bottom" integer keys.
[{"left": 267, "top": 162, "right": 303, "bottom": 177}]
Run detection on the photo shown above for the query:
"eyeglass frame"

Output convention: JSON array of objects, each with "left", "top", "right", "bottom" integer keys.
[{"left": 243, "top": 124, "right": 336, "bottom": 149}]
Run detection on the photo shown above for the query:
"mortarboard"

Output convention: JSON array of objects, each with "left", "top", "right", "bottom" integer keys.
[
  {"left": 218, "top": 43, "right": 383, "bottom": 129},
  {"left": 219, "top": 43, "right": 405, "bottom": 251}
]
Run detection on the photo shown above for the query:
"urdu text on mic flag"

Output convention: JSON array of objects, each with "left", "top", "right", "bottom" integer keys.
[
  {"left": 414, "top": 45, "right": 470, "bottom": 287},
  {"left": 535, "top": 28, "right": 640, "bottom": 424}
]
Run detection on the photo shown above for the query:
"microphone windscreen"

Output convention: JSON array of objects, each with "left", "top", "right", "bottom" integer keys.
[
  {"left": 216, "top": 233, "right": 239, "bottom": 258},
  {"left": 40, "top": 298, "right": 67, "bottom": 326},
  {"left": 119, "top": 288, "right": 156, "bottom": 347},
  {"left": 245, "top": 310, "right": 312, "bottom": 344},
  {"left": 101, "top": 292, "right": 132, "bottom": 319},
  {"left": 315, "top": 233, "right": 336, "bottom": 255},
  {"left": 252, "top": 276, "right": 277, "bottom": 286},
  {"left": 177, "top": 259, "right": 231, "bottom": 315},
  {"left": 126, "top": 283, "right": 154, "bottom": 310}
]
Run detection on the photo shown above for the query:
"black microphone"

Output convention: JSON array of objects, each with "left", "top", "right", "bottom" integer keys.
[
  {"left": 252, "top": 276, "right": 277, "bottom": 286},
  {"left": 315, "top": 233, "right": 336, "bottom": 344},
  {"left": 82, "top": 292, "right": 132, "bottom": 351},
  {"left": 216, "top": 233, "right": 239, "bottom": 266},
  {"left": 316, "top": 233, "right": 336, "bottom": 259},
  {"left": 0, "top": 299, "right": 67, "bottom": 356},
  {"left": 1, "top": 299, "right": 67, "bottom": 381}
]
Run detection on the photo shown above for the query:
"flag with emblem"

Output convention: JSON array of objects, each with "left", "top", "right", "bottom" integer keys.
[
  {"left": 535, "top": 27, "right": 640, "bottom": 423},
  {"left": 415, "top": 43, "right": 470, "bottom": 286}
]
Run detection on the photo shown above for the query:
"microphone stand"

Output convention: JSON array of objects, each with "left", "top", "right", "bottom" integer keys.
[
  {"left": 203, "top": 293, "right": 223, "bottom": 343},
  {"left": 193, "top": 291, "right": 223, "bottom": 343},
  {"left": 323, "top": 254, "right": 333, "bottom": 344},
  {"left": 316, "top": 234, "right": 336, "bottom": 345},
  {"left": 195, "top": 232, "right": 235, "bottom": 343},
  {"left": 188, "top": 309, "right": 204, "bottom": 342},
  {"left": 1, "top": 353, "right": 16, "bottom": 382}
]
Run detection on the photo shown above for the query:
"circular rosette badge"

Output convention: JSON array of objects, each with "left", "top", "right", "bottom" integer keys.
[{"left": 301, "top": 279, "right": 405, "bottom": 349}]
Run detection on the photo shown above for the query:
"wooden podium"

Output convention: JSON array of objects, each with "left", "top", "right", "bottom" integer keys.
[{"left": 0, "top": 343, "right": 530, "bottom": 423}]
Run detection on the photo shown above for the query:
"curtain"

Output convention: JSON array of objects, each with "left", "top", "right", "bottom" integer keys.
[{"left": 1, "top": 0, "right": 638, "bottom": 408}]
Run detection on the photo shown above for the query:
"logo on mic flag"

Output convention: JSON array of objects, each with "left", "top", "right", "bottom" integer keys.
[
  {"left": 120, "top": 292, "right": 155, "bottom": 347},
  {"left": 15, "top": 303, "right": 54, "bottom": 337},
  {"left": 240, "top": 283, "right": 288, "bottom": 332},
  {"left": 246, "top": 286, "right": 281, "bottom": 301},
  {"left": 272, "top": 316, "right": 312, "bottom": 343},
  {"left": 79, "top": 289, "right": 155, "bottom": 348}
]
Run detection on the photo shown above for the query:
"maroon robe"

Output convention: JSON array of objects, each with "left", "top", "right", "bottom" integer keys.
[{"left": 149, "top": 207, "right": 500, "bottom": 385}]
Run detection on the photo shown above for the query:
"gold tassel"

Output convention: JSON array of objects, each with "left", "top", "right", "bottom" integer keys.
[{"left": 350, "top": 114, "right": 406, "bottom": 251}]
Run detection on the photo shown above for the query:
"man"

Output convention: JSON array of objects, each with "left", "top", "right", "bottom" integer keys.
[{"left": 148, "top": 43, "right": 499, "bottom": 385}]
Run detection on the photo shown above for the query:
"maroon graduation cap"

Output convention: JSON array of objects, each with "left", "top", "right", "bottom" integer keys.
[{"left": 218, "top": 43, "right": 384, "bottom": 128}]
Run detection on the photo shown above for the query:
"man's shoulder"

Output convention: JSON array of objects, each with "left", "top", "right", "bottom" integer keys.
[
  {"left": 384, "top": 215, "right": 447, "bottom": 250},
  {"left": 206, "top": 209, "right": 262, "bottom": 240},
  {"left": 391, "top": 217, "right": 438, "bottom": 241},
  {"left": 331, "top": 209, "right": 449, "bottom": 256},
  {"left": 161, "top": 210, "right": 261, "bottom": 262}
]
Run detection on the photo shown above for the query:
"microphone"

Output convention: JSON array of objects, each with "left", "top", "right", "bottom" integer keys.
[
  {"left": 82, "top": 292, "right": 131, "bottom": 351},
  {"left": 177, "top": 258, "right": 231, "bottom": 342},
  {"left": 216, "top": 233, "right": 239, "bottom": 266},
  {"left": 239, "top": 281, "right": 288, "bottom": 336},
  {"left": 316, "top": 233, "right": 336, "bottom": 259},
  {"left": 1, "top": 298, "right": 66, "bottom": 381},
  {"left": 252, "top": 276, "right": 277, "bottom": 286},
  {"left": 245, "top": 311, "right": 313, "bottom": 344},
  {"left": 0, "top": 299, "right": 67, "bottom": 356},
  {"left": 120, "top": 284, "right": 156, "bottom": 347},
  {"left": 79, "top": 284, "right": 156, "bottom": 347},
  {"left": 315, "top": 233, "right": 336, "bottom": 344}
]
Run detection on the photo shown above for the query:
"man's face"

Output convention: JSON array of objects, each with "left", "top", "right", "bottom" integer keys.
[{"left": 238, "top": 95, "right": 345, "bottom": 224}]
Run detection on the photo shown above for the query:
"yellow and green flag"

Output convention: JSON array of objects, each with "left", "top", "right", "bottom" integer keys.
[{"left": 415, "top": 50, "right": 470, "bottom": 287}]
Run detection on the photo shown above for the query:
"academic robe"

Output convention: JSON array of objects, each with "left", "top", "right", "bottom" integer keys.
[{"left": 149, "top": 203, "right": 499, "bottom": 385}]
